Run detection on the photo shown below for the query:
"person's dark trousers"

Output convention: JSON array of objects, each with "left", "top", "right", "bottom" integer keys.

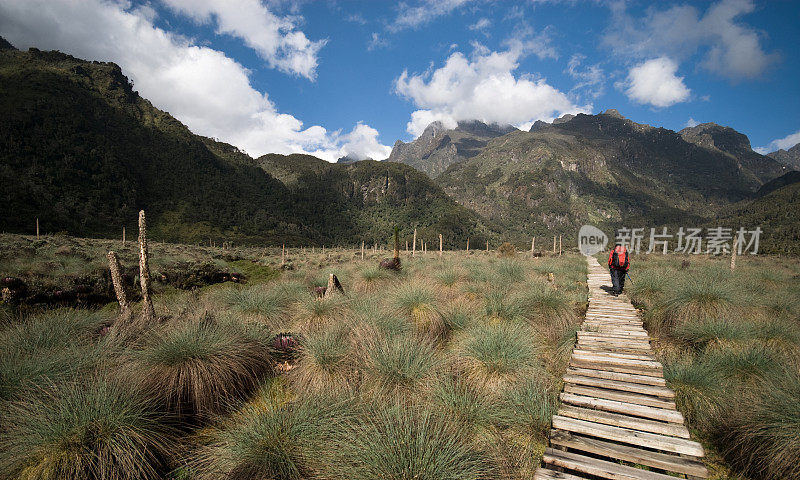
[{"left": 609, "top": 268, "right": 626, "bottom": 295}]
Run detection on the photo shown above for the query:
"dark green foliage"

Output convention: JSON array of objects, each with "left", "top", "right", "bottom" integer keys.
[{"left": 0, "top": 47, "right": 488, "bottom": 247}]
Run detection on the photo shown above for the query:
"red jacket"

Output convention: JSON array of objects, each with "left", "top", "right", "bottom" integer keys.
[{"left": 608, "top": 245, "right": 629, "bottom": 271}]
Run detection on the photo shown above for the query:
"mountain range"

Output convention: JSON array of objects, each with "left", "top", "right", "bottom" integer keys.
[
  {"left": 1, "top": 39, "right": 798, "bottom": 253},
  {"left": 0, "top": 41, "right": 487, "bottom": 247}
]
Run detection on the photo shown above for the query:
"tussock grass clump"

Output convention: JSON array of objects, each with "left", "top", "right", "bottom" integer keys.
[
  {"left": 292, "top": 294, "right": 348, "bottom": 331},
  {"left": 517, "top": 283, "right": 578, "bottom": 334},
  {"left": 356, "top": 266, "right": 392, "bottom": 292},
  {"left": 499, "top": 376, "right": 557, "bottom": 435},
  {"left": 673, "top": 318, "right": 751, "bottom": 348},
  {"left": 703, "top": 344, "right": 781, "bottom": 382},
  {"left": 0, "top": 377, "right": 175, "bottom": 480},
  {"left": 218, "top": 283, "right": 297, "bottom": 323},
  {"left": 483, "top": 290, "right": 525, "bottom": 323},
  {"left": 130, "top": 316, "right": 274, "bottom": 420},
  {"left": 0, "top": 309, "right": 107, "bottom": 401},
  {"left": 493, "top": 259, "right": 524, "bottom": 285},
  {"left": 435, "top": 267, "right": 461, "bottom": 287},
  {"left": 714, "top": 372, "right": 800, "bottom": 480},
  {"left": 290, "top": 322, "right": 354, "bottom": 393},
  {"left": 191, "top": 392, "right": 352, "bottom": 480},
  {"left": 360, "top": 332, "right": 438, "bottom": 394},
  {"left": 431, "top": 376, "right": 501, "bottom": 429},
  {"left": 456, "top": 323, "right": 539, "bottom": 393},
  {"left": 649, "top": 277, "right": 738, "bottom": 332},
  {"left": 392, "top": 284, "right": 445, "bottom": 340},
  {"left": 330, "top": 403, "right": 495, "bottom": 480},
  {"left": 662, "top": 355, "right": 725, "bottom": 430}
]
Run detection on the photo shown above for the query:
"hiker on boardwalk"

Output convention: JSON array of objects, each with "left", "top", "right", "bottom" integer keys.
[{"left": 608, "top": 243, "right": 629, "bottom": 295}]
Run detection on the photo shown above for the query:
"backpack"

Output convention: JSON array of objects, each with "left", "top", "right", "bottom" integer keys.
[{"left": 610, "top": 246, "right": 629, "bottom": 270}]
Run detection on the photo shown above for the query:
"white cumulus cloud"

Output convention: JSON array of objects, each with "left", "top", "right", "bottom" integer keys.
[
  {"left": 0, "top": 0, "right": 389, "bottom": 161},
  {"left": 161, "top": 0, "right": 326, "bottom": 80},
  {"left": 395, "top": 43, "right": 587, "bottom": 137},
  {"left": 685, "top": 117, "right": 700, "bottom": 128},
  {"left": 604, "top": 0, "right": 778, "bottom": 81},
  {"left": 621, "top": 57, "right": 690, "bottom": 108},
  {"left": 755, "top": 130, "right": 800, "bottom": 154}
]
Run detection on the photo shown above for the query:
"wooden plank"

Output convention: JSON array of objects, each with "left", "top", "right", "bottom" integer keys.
[
  {"left": 572, "top": 350, "right": 656, "bottom": 362},
  {"left": 560, "top": 393, "right": 685, "bottom": 423},
  {"left": 542, "top": 448, "right": 684, "bottom": 480},
  {"left": 563, "top": 385, "right": 676, "bottom": 410},
  {"left": 571, "top": 353, "right": 662, "bottom": 371},
  {"left": 569, "top": 359, "right": 664, "bottom": 377},
  {"left": 551, "top": 416, "right": 705, "bottom": 457},
  {"left": 577, "top": 337, "right": 651, "bottom": 347},
  {"left": 576, "top": 345, "right": 653, "bottom": 356},
  {"left": 563, "top": 374, "right": 674, "bottom": 398},
  {"left": 557, "top": 405, "right": 689, "bottom": 438},
  {"left": 578, "top": 332, "right": 651, "bottom": 342},
  {"left": 534, "top": 467, "right": 588, "bottom": 480},
  {"left": 566, "top": 367, "right": 666, "bottom": 387},
  {"left": 576, "top": 340, "right": 651, "bottom": 351},
  {"left": 579, "top": 330, "right": 648, "bottom": 338},
  {"left": 549, "top": 430, "right": 708, "bottom": 478}
]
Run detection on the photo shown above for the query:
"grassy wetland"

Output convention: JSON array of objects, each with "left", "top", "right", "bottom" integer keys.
[{"left": 0, "top": 233, "right": 588, "bottom": 480}]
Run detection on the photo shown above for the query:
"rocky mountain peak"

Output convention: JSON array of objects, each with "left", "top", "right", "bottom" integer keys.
[
  {"left": 0, "top": 36, "right": 16, "bottom": 50},
  {"left": 602, "top": 109, "right": 624, "bottom": 119},
  {"left": 767, "top": 142, "right": 800, "bottom": 169},
  {"left": 680, "top": 123, "right": 753, "bottom": 154}
]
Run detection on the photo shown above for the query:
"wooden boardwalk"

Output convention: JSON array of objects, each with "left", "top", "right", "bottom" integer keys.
[{"left": 535, "top": 257, "right": 708, "bottom": 480}]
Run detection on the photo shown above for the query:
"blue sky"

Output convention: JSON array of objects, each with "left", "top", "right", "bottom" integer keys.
[{"left": 1, "top": 0, "right": 799, "bottom": 161}]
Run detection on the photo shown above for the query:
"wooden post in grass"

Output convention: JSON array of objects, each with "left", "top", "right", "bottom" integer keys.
[
  {"left": 439, "top": 233, "right": 443, "bottom": 257},
  {"left": 36, "top": 217, "right": 39, "bottom": 239},
  {"left": 107, "top": 251, "right": 131, "bottom": 321},
  {"left": 123, "top": 227, "right": 126, "bottom": 246},
  {"left": 531, "top": 237, "right": 535, "bottom": 257},
  {"left": 730, "top": 237, "right": 738, "bottom": 271},
  {"left": 361, "top": 241, "right": 365, "bottom": 259},
  {"left": 486, "top": 240, "right": 489, "bottom": 252},
  {"left": 466, "top": 238, "right": 470, "bottom": 254},
  {"left": 281, "top": 244, "right": 285, "bottom": 266},
  {"left": 138, "top": 210, "right": 155, "bottom": 322},
  {"left": 553, "top": 236, "right": 556, "bottom": 254},
  {"left": 559, "top": 235, "right": 562, "bottom": 256},
  {"left": 412, "top": 228, "right": 417, "bottom": 257}
]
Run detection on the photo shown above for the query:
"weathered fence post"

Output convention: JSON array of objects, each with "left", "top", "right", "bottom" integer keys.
[
  {"left": 553, "top": 236, "right": 556, "bottom": 254},
  {"left": 361, "top": 241, "right": 365, "bottom": 259},
  {"left": 412, "top": 228, "right": 417, "bottom": 257},
  {"left": 559, "top": 235, "right": 562, "bottom": 256},
  {"left": 531, "top": 237, "right": 535, "bottom": 257},
  {"left": 439, "top": 233, "right": 443, "bottom": 257},
  {"left": 36, "top": 217, "right": 39, "bottom": 239},
  {"left": 281, "top": 244, "right": 286, "bottom": 266},
  {"left": 123, "top": 226, "right": 126, "bottom": 246},
  {"left": 107, "top": 251, "right": 131, "bottom": 321},
  {"left": 138, "top": 210, "right": 155, "bottom": 323},
  {"left": 466, "top": 238, "right": 470, "bottom": 254},
  {"left": 730, "top": 237, "right": 738, "bottom": 271}
]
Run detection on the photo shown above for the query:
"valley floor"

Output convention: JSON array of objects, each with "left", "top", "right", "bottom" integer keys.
[{"left": 0, "top": 234, "right": 798, "bottom": 479}]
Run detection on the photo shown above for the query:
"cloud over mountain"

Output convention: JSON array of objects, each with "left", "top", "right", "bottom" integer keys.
[
  {"left": 621, "top": 57, "right": 691, "bottom": 108},
  {"left": 0, "top": 0, "right": 388, "bottom": 161},
  {"left": 395, "top": 42, "right": 586, "bottom": 137}
]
